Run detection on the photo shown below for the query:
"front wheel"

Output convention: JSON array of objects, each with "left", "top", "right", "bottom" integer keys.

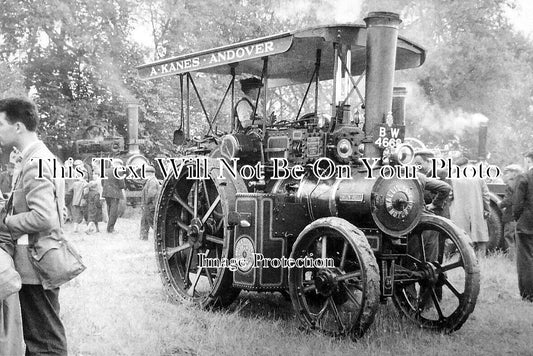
[
  {"left": 288, "top": 217, "right": 380, "bottom": 339},
  {"left": 393, "top": 214, "right": 480, "bottom": 332}
]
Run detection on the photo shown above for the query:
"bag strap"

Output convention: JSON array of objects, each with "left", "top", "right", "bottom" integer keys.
[{"left": 4, "top": 170, "right": 22, "bottom": 216}]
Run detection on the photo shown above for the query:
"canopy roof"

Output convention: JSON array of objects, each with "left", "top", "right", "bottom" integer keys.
[{"left": 137, "top": 24, "right": 425, "bottom": 85}]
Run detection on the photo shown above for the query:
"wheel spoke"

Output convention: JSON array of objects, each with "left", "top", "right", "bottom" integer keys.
[
  {"left": 335, "top": 271, "right": 361, "bottom": 283},
  {"left": 202, "top": 180, "right": 211, "bottom": 206},
  {"left": 328, "top": 296, "right": 346, "bottom": 335},
  {"left": 185, "top": 248, "right": 194, "bottom": 279},
  {"left": 175, "top": 218, "right": 189, "bottom": 232},
  {"left": 171, "top": 192, "right": 194, "bottom": 216},
  {"left": 203, "top": 249, "right": 214, "bottom": 288},
  {"left": 201, "top": 195, "right": 221, "bottom": 224},
  {"left": 216, "top": 218, "right": 224, "bottom": 232},
  {"left": 442, "top": 277, "right": 463, "bottom": 299},
  {"left": 193, "top": 181, "right": 198, "bottom": 218},
  {"left": 166, "top": 243, "right": 191, "bottom": 259},
  {"left": 339, "top": 241, "right": 348, "bottom": 270},
  {"left": 321, "top": 236, "right": 327, "bottom": 260},
  {"left": 205, "top": 234, "right": 224, "bottom": 245},
  {"left": 342, "top": 283, "right": 361, "bottom": 308},
  {"left": 430, "top": 289, "right": 444, "bottom": 320},
  {"left": 441, "top": 259, "right": 463, "bottom": 272},
  {"left": 189, "top": 266, "right": 203, "bottom": 297}
]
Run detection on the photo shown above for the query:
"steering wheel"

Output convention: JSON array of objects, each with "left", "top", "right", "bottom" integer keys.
[
  {"left": 292, "top": 112, "right": 317, "bottom": 127},
  {"left": 191, "top": 134, "right": 221, "bottom": 145}
]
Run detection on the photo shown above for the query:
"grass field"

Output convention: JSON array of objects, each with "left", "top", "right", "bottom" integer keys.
[{"left": 59, "top": 210, "right": 533, "bottom": 356}]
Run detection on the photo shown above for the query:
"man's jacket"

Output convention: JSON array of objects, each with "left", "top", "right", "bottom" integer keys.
[
  {"left": 102, "top": 167, "right": 125, "bottom": 199},
  {"left": 513, "top": 168, "right": 533, "bottom": 234},
  {"left": 5, "top": 141, "right": 64, "bottom": 284},
  {"left": 141, "top": 176, "right": 161, "bottom": 210}
]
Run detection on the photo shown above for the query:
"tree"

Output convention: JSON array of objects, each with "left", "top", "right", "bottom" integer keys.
[{"left": 0, "top": 0, "right": 146, "bottom": 158}]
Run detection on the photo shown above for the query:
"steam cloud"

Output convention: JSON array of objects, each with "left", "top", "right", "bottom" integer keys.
[
  {"left": 97, "top": 57, "right": 137, "bottom": 103},
  {"left": 405, "top": 83, "right": 489, "bottom": 136}
]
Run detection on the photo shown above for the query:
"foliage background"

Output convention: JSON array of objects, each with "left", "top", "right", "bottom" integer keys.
[{"left": 0, "top": 0, "right": 531, "bottom": 166}]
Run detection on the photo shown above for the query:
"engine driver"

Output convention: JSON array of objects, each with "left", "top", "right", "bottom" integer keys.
[{"left": 234, "top": 77, "right": 262, "bottom": 130}]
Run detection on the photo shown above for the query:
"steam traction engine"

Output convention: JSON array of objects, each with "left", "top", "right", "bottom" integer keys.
[
  {"left": 138, "top": 12, "right": 480, "bottom": 338},
  {"left": 73, "top": 103, "right": 150, "bottom": 206}
]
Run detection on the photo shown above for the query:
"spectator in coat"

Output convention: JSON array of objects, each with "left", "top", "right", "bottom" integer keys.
[
  {"left": 140, "top": 166, "right": 161, "bottom": 240},
  {"left": 449, "top": 157, "right": 490, "bottom": 256},
  {"left": 512, "top": 150, "right": 533, "bottom": 302},
  {"left": 499, "top": 164, "right": 523, "bottom": 258},
  {"left": 69, "top": 170, "right": 88, "bottom": 233},
  {"left": 85, "top": 180, "right": 102, "bottom": 234},
  {"left": 102, "top": 158, "right": 125, "bottom": 233}
]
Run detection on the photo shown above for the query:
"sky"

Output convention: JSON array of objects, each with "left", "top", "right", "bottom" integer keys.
[
  {"left": 132, "top": 0, "right": 533, "bottom": 52},
  {"left": 507, "top": 0, "right": 533, "bottom": 37}
]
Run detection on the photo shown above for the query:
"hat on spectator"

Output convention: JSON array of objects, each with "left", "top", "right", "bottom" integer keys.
[{"left": 503, "top": 164, "right": 523, "bottom": 173}]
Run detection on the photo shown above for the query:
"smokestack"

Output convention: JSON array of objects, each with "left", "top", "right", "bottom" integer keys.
[
  {"left": 363, "top": 12, "right": 401, "bottom": 158},
  {"left": 478, "top": 121, "right": 488, "bottom": 160},
  {"left": 127, "top": 102, "right": 140, "bottom": 155},
  {"left": 392, "top": 87, "right": 407, "bottom": 126}
]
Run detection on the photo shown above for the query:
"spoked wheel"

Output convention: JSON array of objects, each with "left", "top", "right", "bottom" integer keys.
[
  {"left": 393, "top": 213, "right": 480, "bottom": 332},
  {"left": 288, "top": 217, "right": 380, "bottom": 339},
  {"left": 154, "top": 157, "right": 246, "bottom": 308}
]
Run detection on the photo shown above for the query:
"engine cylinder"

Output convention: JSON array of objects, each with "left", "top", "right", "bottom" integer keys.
[{"left": 274, "top": 169, "right": 424, "bottom": 236}]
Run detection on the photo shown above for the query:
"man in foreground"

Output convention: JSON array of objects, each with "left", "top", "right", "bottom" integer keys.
[{"left": 0, "top": 98, "right": 68, "bottom": 355}]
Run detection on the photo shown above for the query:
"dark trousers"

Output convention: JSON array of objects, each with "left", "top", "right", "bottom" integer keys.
[
  {"left": 503, "top": 221, "right": 517, "bottom": 256},
  {"left": 19, "top": 285, "right": 67, "bottom": 356},
  {"left": 516, "top": 232, "right": 533, "bottom": 301},
  {"left": 105, "top": 197, "right": 120, "bottom": 232},
  {"left": 406, "top": 230, "right": 441, "bottom": 308},
  {"left": 139, "top": 206, "right": 155, "bottom": 240}
]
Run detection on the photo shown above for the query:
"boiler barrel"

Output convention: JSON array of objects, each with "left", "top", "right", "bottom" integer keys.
[{"left": 296, "top": 169, "right": 377, "bottom": 228}]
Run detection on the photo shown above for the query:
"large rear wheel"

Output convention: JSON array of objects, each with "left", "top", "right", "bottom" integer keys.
[{"left": 154, "top": 157, "right": 246, "bottom": 308}]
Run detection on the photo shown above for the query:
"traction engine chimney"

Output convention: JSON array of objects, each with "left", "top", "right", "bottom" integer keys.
[
  {"left": 127, "top": 102, "right": 140, "bottom": 155},
  {"left": 478, "top": 120, "right": 488, "bottom": 161},
  {"left": 363, "top": 12, "right": 401, "bottom": 158}
]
